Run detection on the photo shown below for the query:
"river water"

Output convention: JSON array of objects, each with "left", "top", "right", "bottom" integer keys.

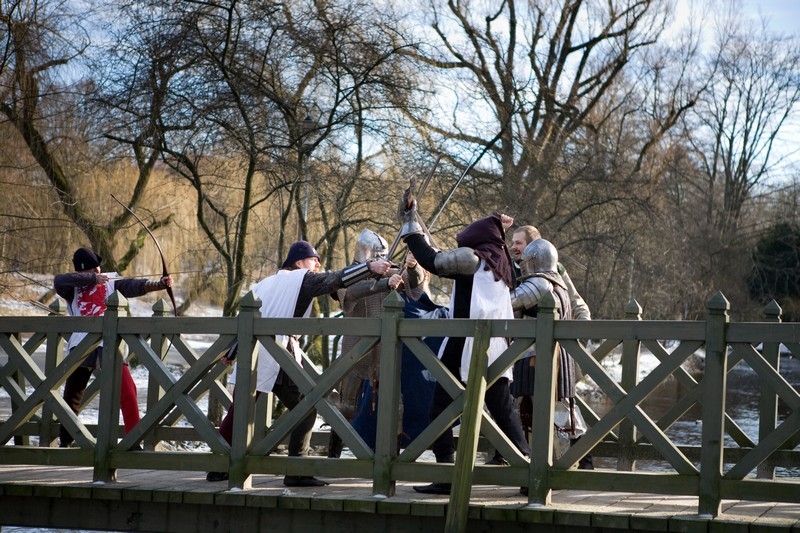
[{"left": 582, "top": 352, "right": 800, "bottom": 477}]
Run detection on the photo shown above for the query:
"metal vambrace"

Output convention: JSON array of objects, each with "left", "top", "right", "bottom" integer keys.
[
  {"left": 432, "top": 247, "right": 480, "bottom": 276},
  {"left": 510, "top": 276, "right": 553, "bottom": 314},
  {"left": 398, "top": 209, "right": 425, "bottom": 239},
  {"left": 399, "top": 219, "right": 425, "bottom": 239},
  {"left": 341, "top": 261, "right": 374, "bottom": 287}
]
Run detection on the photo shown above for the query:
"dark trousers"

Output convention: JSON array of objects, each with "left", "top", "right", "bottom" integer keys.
[
  {"left": 428, "top": 336, "right": 530, "bottom": 462},
  {"left": 429, "top": 375, "right": 530, "bottom": 461},
  {"left": 219, "top": 370, "right": 316, "bottom": 457}
]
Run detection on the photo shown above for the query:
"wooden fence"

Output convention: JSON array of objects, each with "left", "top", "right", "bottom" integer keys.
[{"left": 1, "top": 289, "right": 799, "bottom": 531}]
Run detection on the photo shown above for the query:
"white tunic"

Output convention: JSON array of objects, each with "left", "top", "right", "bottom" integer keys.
[
  {"left": 440, "top": 260, "right": 515, "bottom": 382},
  {"left": 247, "top": 269, "right": 313, "bottom": 392}
]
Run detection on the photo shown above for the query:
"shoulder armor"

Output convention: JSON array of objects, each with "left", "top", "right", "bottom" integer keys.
[
  {"left": 433, "top": 247, "right": 480, "bottom": 276},
  {"left": 511, "top": 276, "right": 553, "bottom": 314}
]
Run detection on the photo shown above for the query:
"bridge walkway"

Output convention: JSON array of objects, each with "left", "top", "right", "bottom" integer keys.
[{"left": 1, "top": 464, "right": 798, "bottom": 532}]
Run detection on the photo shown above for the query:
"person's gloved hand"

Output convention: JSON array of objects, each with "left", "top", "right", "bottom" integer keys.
[
  {"left": 397, "top": 185, "right": 417, "bottom": 222},
  {"left": 397, "top": 185, "right": 424, "bottom": 239}
]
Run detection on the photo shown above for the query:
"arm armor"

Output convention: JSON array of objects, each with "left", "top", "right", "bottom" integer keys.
[
  {"left": 341, "top": 261, "right": 374, "bottom": 287},
  {"left": 399, "top": 217, "right": 425, "bottom": 239},
  {"left": 432, "top": 247, "right": 481, "bottom": 276},
  {"left": 511, "top": 276, "right": 553, "bottom": 314},
  {"left": 398, "top": 199, "right": 425, "bottom": 239}
]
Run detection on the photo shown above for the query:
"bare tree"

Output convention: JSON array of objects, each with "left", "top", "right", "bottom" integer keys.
[
  {"left": 684, "top": 1, "right": 800, "bottom": 240},
  {"left": 395, "top": 0, "right": 700, "bottom": 316},
  {"left": 0, "top": 1, "right": 100, "bottom": 256},
  {"left": 0, "top": 0, "right": 181, "bottom": 285},
  {"left": 651, "top": 1, "right": 800, "bottom": 319},
  {"left": 103, "top": 0, "right": 418, "bottom": 317}
]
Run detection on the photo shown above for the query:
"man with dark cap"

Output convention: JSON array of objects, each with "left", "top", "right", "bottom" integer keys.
[
  {"left": 396, "top": 204, "right": 530, "bottom": 495},
  {"left": 55, "top": 247, "right": 174, "bottom": 448},
  {"left": 208, "top": 240, "right": 392, "bottom": 485}
]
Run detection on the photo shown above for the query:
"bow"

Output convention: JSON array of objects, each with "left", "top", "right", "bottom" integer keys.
[{"left": 111, "top": 194, "right": 178, "bottom": 317}]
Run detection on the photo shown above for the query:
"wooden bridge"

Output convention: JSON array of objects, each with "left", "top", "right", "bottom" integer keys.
[{"left": 1, "top": 290, "right": 799, "bottom": 532}]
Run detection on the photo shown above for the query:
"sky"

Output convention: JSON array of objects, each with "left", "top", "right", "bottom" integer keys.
[
  {"left": 742, "top": 1, "right": 800, "bottom": 171},
  {"left": 743, "top": 0, "right": 800, "bottom": 35}
]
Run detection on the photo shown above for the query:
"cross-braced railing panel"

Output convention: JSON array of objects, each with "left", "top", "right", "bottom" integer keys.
[
  {"left": 0, "top": 329, "right": 103, "bottom": 447},
  {"left": 562, "top": 336, "right": 698, "bottom": 474},
  {"left": 248, "top": 333, "right": 379, "bottom": 459},
  {"left": 396, "top": 319, "right": 531, "bottom": 468},
  {"left": 120, "top": 333, "right": 232, "bottom": 452},
  {"left": 724, "top": 340, "right": 800, "bottom": 480},
  {"left": 3, "top": 290, "right": 800, "bottom": 518}
]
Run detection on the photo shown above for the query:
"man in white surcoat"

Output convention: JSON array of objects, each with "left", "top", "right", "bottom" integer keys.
[{"left": 207, "top": 240, "right": 392, "bottom": 486}]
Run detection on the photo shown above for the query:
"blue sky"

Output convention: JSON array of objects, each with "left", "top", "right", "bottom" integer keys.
[{"left": 744, "top": 0, "right": 800, "bottom": 35}]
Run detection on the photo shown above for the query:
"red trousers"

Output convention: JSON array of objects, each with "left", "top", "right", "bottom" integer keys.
[{"left": 60, "top": 350, "right": 141, "bottom": 446}]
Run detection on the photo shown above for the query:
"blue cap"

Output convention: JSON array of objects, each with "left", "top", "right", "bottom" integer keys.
[{"left": 282, "top": 240, "right": 320, "bottom": 268}]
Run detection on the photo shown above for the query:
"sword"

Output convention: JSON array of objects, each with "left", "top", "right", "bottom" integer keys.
[
  {"left": 388, "top": 124, "right": 505, "bottom": 288},
  {"left": 426, "top": 127, "right": 505, "bottom": 231}
]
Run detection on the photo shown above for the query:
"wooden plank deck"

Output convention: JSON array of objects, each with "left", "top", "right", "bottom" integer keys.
[{"left": 1, "top": 464, "right": 798, "bottom": 532}]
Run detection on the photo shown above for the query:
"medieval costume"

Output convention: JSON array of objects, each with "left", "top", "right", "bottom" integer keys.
[
  {"left": 208, "top": 240, "right": 391, "bottom": 486},
  {"left": 330, "top": 229, "right": 430, "bottom": 456},
  {"left": 55, "top": 247, "right": 172, "bottom": 449},
  {"left": 399, "top": 213, "right": 530, "bottom": 495},
  {"left": 510, "top": 239, "right": 590, "bottom": 468}
]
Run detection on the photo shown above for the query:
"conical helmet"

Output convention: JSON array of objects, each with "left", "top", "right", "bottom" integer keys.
[{"left": 354, "top": 229, "right": 388, "bottom": 262}]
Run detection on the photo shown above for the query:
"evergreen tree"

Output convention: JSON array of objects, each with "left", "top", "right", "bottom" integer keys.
[{"left": 747, "top": 222, "right": 800, "bottom": 320}]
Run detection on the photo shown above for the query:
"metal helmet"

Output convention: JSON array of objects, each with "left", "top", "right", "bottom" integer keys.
[
  {"left": 519, "top": 238, "right": 558, "bottom": 277},
  {"left": 354, "top": 229, "right": 388, "bottom": 262}
]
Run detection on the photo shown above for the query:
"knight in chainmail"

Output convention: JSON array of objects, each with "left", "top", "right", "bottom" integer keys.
[
  {"left": 508, "top": 239, "right": 590, "bottom": 468},
  {"left": 328, "top": 229, "right": 428, "bottom": 457},
  {"left": 510, "top": 239, "right": 575, "bottom": 400}
]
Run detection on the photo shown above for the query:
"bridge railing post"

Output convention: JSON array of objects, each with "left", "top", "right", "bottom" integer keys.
[
  {"left": 446, "top": 319, "right": 490, "bottom": 531},
  {"left": 617, "top": 299, "right": 642, "bottom": 471},
  {"left": 93, "top": 291, "right": 129, "bottom": 483},
  {"left": 372, "top": 291, "right": 405, "bottom": 497},
  {"left": 528, "top": 291, "right": 558, "bottom": 505},
  {"left": 39, "top": 299, "right": 67, "bottom": 447},
  {"left": 229, "top": 290, "right": 261, "bottom": 489},
  {"left": 757, "top": 300, "right": 782, "bottom": 479},
  {"left": 698, "top": 291, "right": 730, "bottom": 518},
  {"left": 145, "top": 299, "right": 171, "bottom": 451}
]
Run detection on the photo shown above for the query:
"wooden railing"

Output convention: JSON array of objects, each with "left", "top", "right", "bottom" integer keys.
[{"left": 1, "top": 290, "right": 799, "bottom": 530}]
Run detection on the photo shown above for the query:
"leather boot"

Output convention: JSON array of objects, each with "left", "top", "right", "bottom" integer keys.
[
  {"left": 284, "top": 475, "right": 329, "bottom": 487},
  {"left": 60, "top": 366, "right": 92, "bottom": 447},
  {"left": 413, "top": 454, "right": 453, "bottom": 494},
  {"left": 413, "top": 482, "right": 452, "bottom": 494},
  {"left": 571, "top": 437, "right": 594, "bottom": 470},
  {"left": 328, "top": 431, "right": 344, "bottom": 458}
]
